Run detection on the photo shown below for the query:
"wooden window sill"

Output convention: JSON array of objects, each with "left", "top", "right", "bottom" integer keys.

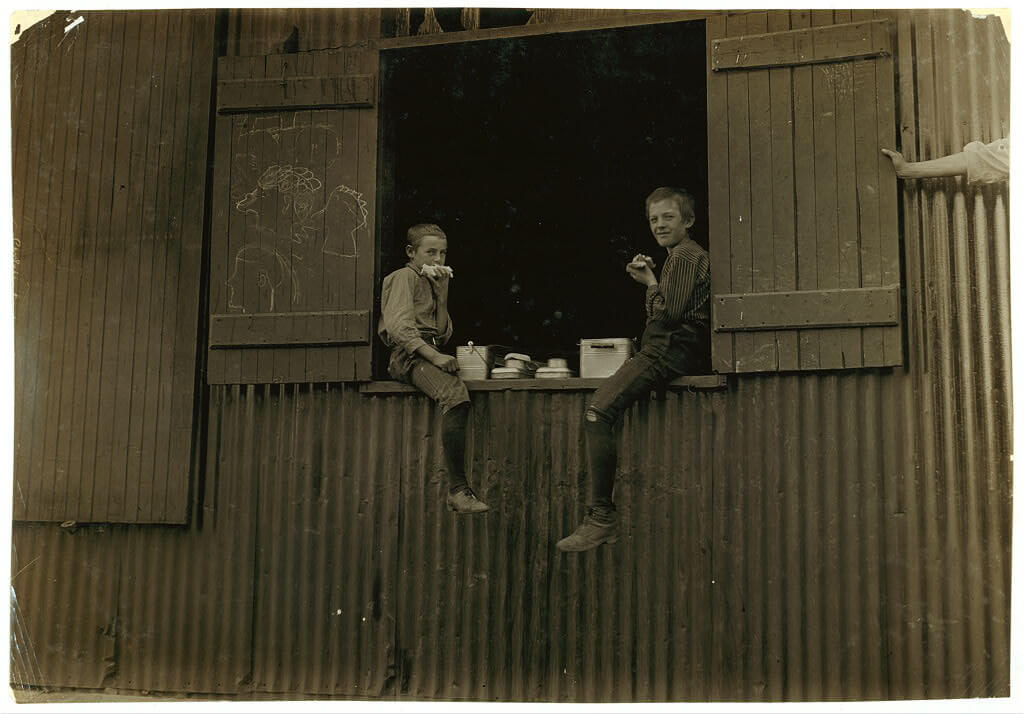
[{"left": 359, "top": 375, "right": 726, "bottom": 394}]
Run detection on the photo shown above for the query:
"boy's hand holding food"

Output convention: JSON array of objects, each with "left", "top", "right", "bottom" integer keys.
[{"left": 626, "top": 253, "right": 657, "bottom": 286}]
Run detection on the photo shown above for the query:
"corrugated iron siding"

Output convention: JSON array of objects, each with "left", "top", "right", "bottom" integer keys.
[
  {"left": 390, "top": 388, "right": 716, "bottom": 701},
  {"left": 10, "top": 8, "right": 1011, "bottom": 702}
]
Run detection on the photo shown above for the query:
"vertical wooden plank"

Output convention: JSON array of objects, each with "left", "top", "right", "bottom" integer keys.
[
  {"left": 206, "top": 85, "right": 226, "bottom": 384},
  {"left": 222, "top": 58, "right": 246, "bottom": 385},
  {"left": 256, "top": 54, "right": 281, "bottom": 384},
  {"left": 744, "top": 11, "right": 777, "bottom": 373},
  {"left": 11, "top": 22, "right": 37, "bottom": 519},
  {"left": 166, "top": 9, "right": 215, "bottom": 520},
  {"left": 791, "top": 10, "right": 819, "bottom": 370},
  {"left": 126, "top": 10, "right": 172, "bottom": 522},
  {"left": 53, "top": 12, "right": 95, "bottom": 520},
  {"left": 835, "top": 57, "right": 863, "bottom": 369},
  {"left": 726, "top": 13, "right": 754, "bottom": 374},
  {"left": 854, "top": 56, "right": 885, "bottom": 367},
  {"left": 150, "top": 10, "right": 190, "bottom": 520},
  {"left": 19, "top": 20, "right": 63, "bottom": 519},
  {"left": 875, "top": 52, "right": 902, "bottom": 366},
  {"left": 39, "top": 12, "right": 88, "bottom": 519},
  {"left": 337, "top": 49, "right": 360, "bottom": 381},
  {"left": 810, "top": 8, "right": 834, "bottom": 26},
  {"left": 33, "top": 17, "right": 77, "bottom": 520},
  {"left": 268, "top": 53, "right": 294, "bottom": 385},
  {"left": 109, "top": 11, "right": 158, "bottom": 521},
  {"left": 766, "top": 11, "right": 798, "bottom": 372},
  {"left": 303, "top": 49, "right": 333, "bottom": 382},
  {"left": 896, "top": 11, "right": 924, "bottom": 369},
  {"left": 79, "top": 12, "right": 127, "bottom": 521},
  {"left": 287, "top": 51, "right": 315, "bottom": 383},
  {"left": 143, "top": 9, "right": 184, "bottom": 520},
  {"left": 238, "top": 56, "right": 262, "bottom": 384},
  {"left": 17, "top": 17, "right": 51, "bottom": 517},
  {"left": 92, "top": 10, "right": 139, "bottom": 519},
  {"left": 705, "top": 14, "right": 733, "bottom": 374},
  {"left": 811, "top": 12, "right": 842, "bottom": 370},
  {"left": 354, "top": 45, "right": 379, "bottom": 381},
  {"left": 66, "top": 12, "right": 112, "bottom": 522}
]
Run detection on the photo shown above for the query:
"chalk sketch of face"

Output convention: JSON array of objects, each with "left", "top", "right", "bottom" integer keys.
[
  {"left": 237, "top": 165, "right": 367, "bottom": 257},
  {"left": 320, "top": 184, "right": 369, "bottom": 257},
  {"left": 226, "top": 245, "right": 299, "bottom": 313}
]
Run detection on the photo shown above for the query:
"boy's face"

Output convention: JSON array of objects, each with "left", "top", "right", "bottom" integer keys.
[
  {"left": 648, "top": 198, "right": 693, "bottom": 249},
  {"left": 407, "top": 234, "right": 447, "bottom": 269}
]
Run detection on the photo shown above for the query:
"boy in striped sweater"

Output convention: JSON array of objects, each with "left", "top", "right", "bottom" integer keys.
[{"left": 557, "top": 187, "right": 711, "bottom": 552}]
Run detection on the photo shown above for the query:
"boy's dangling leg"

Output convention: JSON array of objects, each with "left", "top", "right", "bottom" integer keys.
[
  {"left": 584, "top": 407, "right": 618, "bottom": 520},
  {"left": 556, "top": 406, "right": 620, "bottom": 552},
  {"left": 441, "top": 402, "right": 489, "bottom": 514},
  {"left": 409, "top": 359, "right": 489, "bottom": 514},
  {"left": 441, "top": 402, "right": 470, "bottom": 493}
]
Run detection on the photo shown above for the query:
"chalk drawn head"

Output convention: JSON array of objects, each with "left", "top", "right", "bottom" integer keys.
[
  {"left": 226, "top": 245, "right": 298, "bottom": 313},
  {"left": 320, "top": 184, "right": 369, "bottom": 257}
]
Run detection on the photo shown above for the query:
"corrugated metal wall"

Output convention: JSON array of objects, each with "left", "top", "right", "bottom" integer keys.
[
  {"left": 11, "top": 8, "right": 1011, "bottom": 702},
  {"left": 11, "top": 10, "right": 216, "bottom": 524}
]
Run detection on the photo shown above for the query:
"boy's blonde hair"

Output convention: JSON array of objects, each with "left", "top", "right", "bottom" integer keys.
[
  {"left": 645, "top": 187, "right": 696, "bottom": 224},
  {"left": 407, "top": 223, "right": 447, "bottom": 249}
]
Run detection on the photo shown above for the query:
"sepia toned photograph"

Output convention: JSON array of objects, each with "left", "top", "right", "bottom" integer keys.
[{"left": 6, "top": 4, "right": 1016, "bottom": 707}]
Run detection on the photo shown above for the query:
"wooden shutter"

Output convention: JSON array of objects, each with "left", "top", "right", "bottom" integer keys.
[
  {"left": 208, "top": 48, "right": 378, "bottom": 384},
  {"left": 13, "top": 11, "right": 214, "bottom": 524},
  {"left": 707, "top": 13, "right": 902, "bottom": 373}
]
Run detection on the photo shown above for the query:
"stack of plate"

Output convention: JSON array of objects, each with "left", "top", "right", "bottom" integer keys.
[
  {"left": 536, "top": 358, "right": 574, "bottom": 379},
  {"left": 490, "top": 366, "right": 531, "bottom": 379},
  {"left": 536, "top": 367, "right": 574, "bottom": 378}
]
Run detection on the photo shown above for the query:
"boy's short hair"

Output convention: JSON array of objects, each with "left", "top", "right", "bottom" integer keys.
[
  {"left": 645, "top": 187, "right": 696, "bottom": 224},
  {"left": 406, "top": 223, "right": 447, "bottom": 249}
]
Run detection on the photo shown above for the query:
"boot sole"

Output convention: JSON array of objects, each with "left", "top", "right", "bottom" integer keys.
[{"left": 446, "top": 503, "right": 490, "bottom": 514}]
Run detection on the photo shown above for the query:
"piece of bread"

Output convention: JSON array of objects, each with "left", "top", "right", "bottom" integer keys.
[{"left": 422, "top": 264, "right": 454, "bottom": 279}]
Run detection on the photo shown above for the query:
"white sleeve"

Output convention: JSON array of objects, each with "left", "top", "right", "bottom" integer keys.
[{"left": 964, "top": 136, "right": 1009, "bottom": 184}]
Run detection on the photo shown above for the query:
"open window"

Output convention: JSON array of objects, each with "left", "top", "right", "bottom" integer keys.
[
  {"left": 707, "top": 13, "right": 903, "bottom": 372},
  {"left": 378, "top": 20, "right": 709, "bottom": 375}
]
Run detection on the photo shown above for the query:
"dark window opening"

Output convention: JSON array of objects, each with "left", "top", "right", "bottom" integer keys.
[{"left": 378, "top": 20, "right": 708, "bottom": 375}]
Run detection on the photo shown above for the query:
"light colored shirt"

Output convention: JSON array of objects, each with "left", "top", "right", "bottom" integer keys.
[
  {"left": 378, "top": 263, "right": 453, "bottom": 355},
  {"left": 964, "top": 136, "right": 1009, "bottom": 184}
]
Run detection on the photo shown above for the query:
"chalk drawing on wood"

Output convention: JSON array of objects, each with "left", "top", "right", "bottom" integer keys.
[
  {"left": 226, "top": 244, "right": 299, "bottom": 313},
  {"left": 237, "top": 116, "right": 344, "bottom": 170},
  {"left": 234, "top": 164, "right": 367, "bottom": 257}
]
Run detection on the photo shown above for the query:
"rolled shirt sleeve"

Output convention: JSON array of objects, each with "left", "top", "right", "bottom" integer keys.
[
  {"left": 964, "top": 136, "right": 1009, "bottom": 184},
  {"left": 380, "top": 270, "right": 429, "bottom": 354}
]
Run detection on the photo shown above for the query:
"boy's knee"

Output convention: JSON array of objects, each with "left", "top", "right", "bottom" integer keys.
[{"left": 441, "top": 381, "right": 470, "bottom": 414}]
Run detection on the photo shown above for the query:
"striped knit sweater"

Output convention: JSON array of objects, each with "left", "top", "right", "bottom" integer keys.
[{"left": 643, "top": 237, "right": 710, "bottom": 331}]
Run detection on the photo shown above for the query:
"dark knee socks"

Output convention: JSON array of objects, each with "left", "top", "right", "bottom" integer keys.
[
  {"left": 441, "top": 403, "right": 470, "bottom": 493},
  {"left": 584, "top": 410, "right": 616, "bottom": 512}
]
